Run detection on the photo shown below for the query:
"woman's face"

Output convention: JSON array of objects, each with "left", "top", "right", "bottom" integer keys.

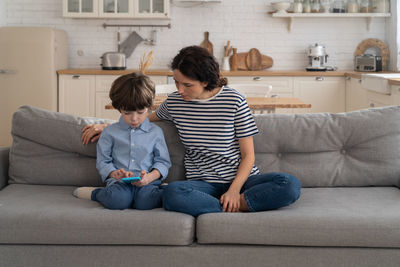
[{"left": 173, "top": 69, "right": 208, "bottom": 101}]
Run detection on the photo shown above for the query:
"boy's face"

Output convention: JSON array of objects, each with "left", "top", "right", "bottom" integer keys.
[{"left": 120, "top": 108, "right": 148, "bottom": 128}]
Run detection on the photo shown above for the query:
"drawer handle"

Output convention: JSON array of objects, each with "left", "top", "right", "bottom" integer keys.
[
  {"left": 253, "top": 77, "right": 262, "bottom": 81},
  {"left": 72, "top": 75, "right": 80, "bottom": 79},
  {"left": 370, "top": 103, "right": 375, "bottom": 107},
  {"left": 315, "top": 76, "right": 324, "bottom": 81}
]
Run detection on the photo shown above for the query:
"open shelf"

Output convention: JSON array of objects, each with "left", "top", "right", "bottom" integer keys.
[{"left": 271, "top": 13, "right": 391, "bottom": 31}]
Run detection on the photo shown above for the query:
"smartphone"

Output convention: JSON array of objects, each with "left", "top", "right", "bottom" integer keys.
[{"left": 121, "top": 177, "right": 141, "bottom": 183}]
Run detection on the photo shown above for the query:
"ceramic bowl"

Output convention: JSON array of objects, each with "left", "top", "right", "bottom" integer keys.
[{"left": 271, "top": 1, "right": 291, "bottom": 14}]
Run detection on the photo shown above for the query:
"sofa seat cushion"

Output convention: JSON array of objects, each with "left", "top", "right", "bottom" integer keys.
[
  {"left": 0, "top": 184, "right": 195, "bottom": 245},
  {"left": 197, "top": 187, "right": 400, "bottom": 248}
]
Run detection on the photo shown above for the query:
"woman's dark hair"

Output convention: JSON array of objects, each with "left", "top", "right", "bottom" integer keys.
[
  {"left": 170, "top": 46, "right": 227, "bottom": 91},
  {"left": 109, "top": 72, "right": 155, "bottom": 111}
]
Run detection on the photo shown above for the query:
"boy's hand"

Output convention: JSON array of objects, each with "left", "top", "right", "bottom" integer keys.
[
  {"left": 220, "top": 189, "right": 241, "bottom": 213},
  {"left": 109, "top": 168, "right": 133, "bottom": 180},
  {"left": 132, "top": 170, "right": 152, "bottom": 187}
]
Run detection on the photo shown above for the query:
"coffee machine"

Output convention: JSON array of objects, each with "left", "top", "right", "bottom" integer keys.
[{"left": 306, "top": 43, "right": 328, "bottom": 71}]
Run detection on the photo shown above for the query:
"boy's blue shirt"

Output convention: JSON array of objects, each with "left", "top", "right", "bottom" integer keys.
[{"left": 96, "top": 116, "right": 171, "bottom": 183}]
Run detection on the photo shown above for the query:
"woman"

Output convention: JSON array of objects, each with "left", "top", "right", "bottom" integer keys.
[{"left": 82, "top": 46, "right": 301, "bottom": 217}]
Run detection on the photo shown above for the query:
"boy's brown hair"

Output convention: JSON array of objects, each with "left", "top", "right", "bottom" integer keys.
[{"left": 109, "top": 72, "right": 155, "bottom": 111}]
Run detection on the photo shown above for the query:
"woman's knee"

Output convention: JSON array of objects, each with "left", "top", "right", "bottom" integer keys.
[
  {"left": 275, "top": 173, "right": 301, "bottom": 203},
  {"left": 162, "top": 181, "right": 193, "bottom": 210}
]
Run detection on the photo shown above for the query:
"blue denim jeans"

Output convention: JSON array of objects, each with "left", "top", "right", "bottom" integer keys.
[
  {"left": 162, "top": 172, "right": 301, "bottom": 217},
  {"left": 91, "top": 180, "right": 163, "bottom": 210}
]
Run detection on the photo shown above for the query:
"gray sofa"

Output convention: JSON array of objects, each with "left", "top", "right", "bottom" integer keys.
[{"left": 1, "top": 105, "right": 400, "bottom": 267}]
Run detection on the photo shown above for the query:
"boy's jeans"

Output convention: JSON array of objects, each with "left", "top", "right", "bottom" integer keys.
[
  {"left": 162, "top": 172, "right": 301, "bottom": 217},
  {"left": 92, "top": 180, "right": 162, "bottom": 210}
]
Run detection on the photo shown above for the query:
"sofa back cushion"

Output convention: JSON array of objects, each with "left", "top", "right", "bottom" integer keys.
[
  {"left": 253, "top": 106, "right": 400, "bottom": 187},
  {"left": 9, "top": 105, "right": 185, "bottom": 186}
]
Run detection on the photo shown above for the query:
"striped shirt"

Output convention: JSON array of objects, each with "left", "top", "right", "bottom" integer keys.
[{"left": 156, "top": 86, "right": 260, "bottom": 183}]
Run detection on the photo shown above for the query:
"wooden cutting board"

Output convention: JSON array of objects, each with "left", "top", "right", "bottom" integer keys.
[
  {"left": 230, "top": 49, "right": 273, "bottom": 70},
  {"left": 200, "top": 31, "right": 213, "bottom": 55},
  {"left": 246, "top": 48, "right": 262, "bottom": 71}
]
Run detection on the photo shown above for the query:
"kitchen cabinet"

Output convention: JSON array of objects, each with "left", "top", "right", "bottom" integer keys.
[
  {"left": 63, "top": 0, "right": 98, "bottom": 18},
  {"left": 63, "top": 0, "right": 169, "bottom": 18},
  {"left": 391, "top": 85, "right": 400, "bottom": 106},
  {"left": 135, "top": 0, "right": 169, "bottom": 18},
  {"left": 345, "top": 77, "right": 368, "bottom": 111},
  {"left": 59, "top": 75, "right": 96, "bottom": 117},
  {"left": 59, "top": 74, "right": 168, "bottom": 119},
  {"left": 226, "top": 76, "right": 295, "bottom": 113},
  {"left": 366, "top": 90, "right": 393, "bottom": 108},
  {"left": 99, "top": 0, "right": 134, "bottom": 18},
  {"left": 293, "top": 76, "right": 345, "bottom": 113}
]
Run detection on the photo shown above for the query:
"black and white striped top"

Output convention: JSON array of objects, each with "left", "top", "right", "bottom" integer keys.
[{"left": 156, "top": 86, "right": 260, "bottom": 183}]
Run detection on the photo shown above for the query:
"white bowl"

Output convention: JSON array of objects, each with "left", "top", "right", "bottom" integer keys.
[{"left": 271, "top": 1, "right": 291, "bottom": 14}]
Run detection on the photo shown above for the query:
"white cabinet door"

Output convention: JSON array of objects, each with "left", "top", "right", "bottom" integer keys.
[
  {"left": 345, "top": 77, "right": 368, "bottom": 111},
  {"left": 294, "top": 76, "right": 345, "bottom": 113},
  {"left": 63, "top": 0, "right": 98, "bottom": 18},
  {"left": 59, "top": 75, "right": 96, "bottom": 117},
  {"left": 96, "top": 92, "right": 121, "bottom": 120},
  {"left": 391, "top": 85, "right": 400, "bottom": 106},
  {"left": 135, "top": 0, "right": 169, "bottom": 18},
  {"left": 366, "top": 90, "right": 393, "bottom": 108},
  {"left": 99, "top": 0, "right": 134, "bottom": 18},
  {"left": 226, "top": 76, "right": 294, "bottom": 113}
]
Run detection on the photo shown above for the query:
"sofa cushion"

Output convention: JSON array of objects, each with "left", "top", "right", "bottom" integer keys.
[
  {"left": 9, "top": 105, "right": 186, "bottom": 186},
  {"left": 197, "top": 187, "right": 400, "bottom": 248},
  {"left": 253, "top": 106, "right": 400, "bottom": 187},
  {"left": 0, "top": 184, "right": 195, "bottom": 245}
]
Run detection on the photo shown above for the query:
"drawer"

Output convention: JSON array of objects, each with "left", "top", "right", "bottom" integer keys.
[{"left": 226, "top": 76, "right": 294, "bottom": 93}]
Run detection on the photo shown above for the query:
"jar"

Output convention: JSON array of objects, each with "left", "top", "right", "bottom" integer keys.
[
  {"left": 303, "top": 0, "right": 311, "bottom": 13},
  {"left": 332, "top": 0, "right": 345, "bottom": 13},
  {"left": 293, "top": 0, "right": 303, "bottom": 13},
  {"left": 360, "top": 0, "right": 373, "bottom": 13},
  {"left": 312, "top": 0, "right": 321, "bottom": 12},
  {"left": 320, "top": 0, "right": 331, "bottom": 13},
  {"left": 372, "top": 0, "right": 390, "bottom": 13},
  {"left": 347, "top": 0, "right": 359, "bottom": 13}
]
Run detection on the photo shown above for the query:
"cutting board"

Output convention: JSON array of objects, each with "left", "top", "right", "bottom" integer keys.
[
  {"left": 200, "top": 31, "right": 214, "bottom": 55},
  {"left": 230, "top": 49, "right": 273, "bottom": 70}
]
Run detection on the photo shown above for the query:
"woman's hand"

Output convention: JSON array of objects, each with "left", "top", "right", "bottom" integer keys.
[
  {"left": 81, "top": 124, "right": 108, "bottom": 145},
  {"left": 220, "top": 189, "right": 241, "bottom": 212},
  {"left": 109, "top": 169, "right": 133, "bottom": 180}
]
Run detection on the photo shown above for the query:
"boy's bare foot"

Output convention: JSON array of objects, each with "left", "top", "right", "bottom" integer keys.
[{"left": 73, "top": 187, "right": 101, "bottom": 200}]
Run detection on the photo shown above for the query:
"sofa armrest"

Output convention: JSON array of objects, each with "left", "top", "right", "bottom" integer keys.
[{"left": 0, "top": 147, "right": 9, "bottom": 190}]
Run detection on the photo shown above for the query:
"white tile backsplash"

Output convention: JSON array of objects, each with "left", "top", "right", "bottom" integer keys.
[{"left": 2, "top": 0, "right": 389, "bottom": 70}]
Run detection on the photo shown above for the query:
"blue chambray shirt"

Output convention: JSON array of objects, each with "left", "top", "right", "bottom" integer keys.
[{"left": 96, "top": 116, "right": 171, "bottom": 183}]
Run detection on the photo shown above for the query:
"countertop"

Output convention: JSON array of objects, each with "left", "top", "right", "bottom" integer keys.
[{"left": 57, "top": 69, "right": 400, "bottom": 85}]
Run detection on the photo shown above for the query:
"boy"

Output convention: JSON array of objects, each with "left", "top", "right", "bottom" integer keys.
[{"left": 74, "top": 72, "right": 171, "bottom": 210}]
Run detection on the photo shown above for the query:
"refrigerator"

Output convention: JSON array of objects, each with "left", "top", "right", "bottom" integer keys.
[{"left": 0, "top": 27, "right": 68, "bottom": 146}]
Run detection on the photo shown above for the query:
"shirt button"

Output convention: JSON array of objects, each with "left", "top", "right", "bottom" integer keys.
[
  {"left": 131, "top": 159, "right": 135, "bottom": 163},
  {"left": 131, "top": 144, "right": 134, "bottom": 147}
]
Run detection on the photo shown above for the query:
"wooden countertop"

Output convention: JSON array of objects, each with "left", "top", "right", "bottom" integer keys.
[
  {"left": 57, "top": 68, "right": 353, "bottom": 77},
  {"left": 105, "top": 96, "right": 311, "bottom": 111},
  {"left": 58, "top": 69, "right": 400, "bottom": 84}
]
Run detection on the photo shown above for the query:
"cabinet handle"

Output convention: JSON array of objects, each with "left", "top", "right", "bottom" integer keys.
[
  {"left": 345, "top": 77, "right": 351, "bottom": 81},
  {"left": 358, "top": 79, "right": 362, "bottom": 83},
  {"left": 370, "top": 103, "right": 375, "bottom": 107},
  {"left": 315, "top": 76, "right": 324, "bottom": 81},
  {"left": 253, "top": 77, "right": 262, "bottom": 81},
  {"left": 72, "top": 75, "right": 80, "bottom": 79}
]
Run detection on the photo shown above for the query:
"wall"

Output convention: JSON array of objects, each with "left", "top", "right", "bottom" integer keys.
[{"left": 3, "top": 0, "right": 390, "bottom": 71}]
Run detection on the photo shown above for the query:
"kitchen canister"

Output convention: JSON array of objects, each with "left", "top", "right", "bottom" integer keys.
[
  {"left": 347, "top": 0, "right": 359, "bottom": 13},
  {"left": 293, "top": 0, "right": 303, "bottom": 13},
  {"left": 372, "top": 0, "right": 390, "bottom": 13}
]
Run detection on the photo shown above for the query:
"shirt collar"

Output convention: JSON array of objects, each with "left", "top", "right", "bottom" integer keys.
[{"left": 118, "top": 116, "right": 151, "bottom": 133}]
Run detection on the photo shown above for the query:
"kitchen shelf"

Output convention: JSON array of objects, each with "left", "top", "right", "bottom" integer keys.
[{"left": 271, "top": 13, "right": 391, "bottom": 32}]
